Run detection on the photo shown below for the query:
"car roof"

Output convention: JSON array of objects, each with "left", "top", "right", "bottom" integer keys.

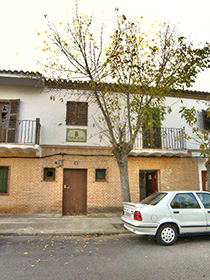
[{"left": 161, "top": 190, "right": 210, "bottom": 195}]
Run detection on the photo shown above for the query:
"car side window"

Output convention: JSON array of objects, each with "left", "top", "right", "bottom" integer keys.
[
  {"left": 196, "top": 193, "right": 210, "bottom": 209},
  {"left": 170, "top": 193, "right": 200, "bottom": 209}
]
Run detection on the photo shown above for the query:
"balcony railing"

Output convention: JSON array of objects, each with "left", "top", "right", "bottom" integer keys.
[
  {"left": 0, "top": 118, "right": 41, "bottom": 145},
  {"left": 134, "top": 127, "right": 186, "bottom": 150}
]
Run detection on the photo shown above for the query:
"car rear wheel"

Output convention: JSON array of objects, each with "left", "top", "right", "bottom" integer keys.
[{"left": 156, "top": 224, "right": 178, "bottom": 246}]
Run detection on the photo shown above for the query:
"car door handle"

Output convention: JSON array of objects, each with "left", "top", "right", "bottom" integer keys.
[{"left": 173, "top": 211, "right": 179, "bottom": 214}]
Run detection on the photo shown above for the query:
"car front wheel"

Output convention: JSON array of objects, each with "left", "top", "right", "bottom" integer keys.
[{"left": 156, "top": 224, "right": 178, "bottom": 246}]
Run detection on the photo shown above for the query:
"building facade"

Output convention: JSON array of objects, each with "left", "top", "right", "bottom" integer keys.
[{"left": 0, "top": 70, "right": 209, "bottom": 215}]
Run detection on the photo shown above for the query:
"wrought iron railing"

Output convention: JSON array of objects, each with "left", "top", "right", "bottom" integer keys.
[
  {"left": 0, "top": 118, "right": 41, "bottom": 144},
  {"left": 134, "top": 127, "right": 186, "bottom": 150}
]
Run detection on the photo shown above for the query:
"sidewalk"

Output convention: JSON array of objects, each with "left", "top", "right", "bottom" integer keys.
[{"left": 0, "top": 213, "right": 126, "bottom": 236}]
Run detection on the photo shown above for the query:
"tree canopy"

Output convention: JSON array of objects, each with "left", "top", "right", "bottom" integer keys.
[{"left": 38, "top": 6, "right": 210, "bottom": 201}]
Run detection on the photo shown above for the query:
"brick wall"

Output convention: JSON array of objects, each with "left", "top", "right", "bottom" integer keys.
[
  {"left": 0, "top": 146, "right": 200, "bottom": 214},
  {"left": 129, "top": 156, "right": 199, "bottom": 195},
  {"left": 0, "top": 154, "right": 63, "bottom": 214}
]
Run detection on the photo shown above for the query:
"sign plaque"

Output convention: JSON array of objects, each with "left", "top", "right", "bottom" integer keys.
[{"left": 66, "top": 129, "right": 87, "bottom": 142}]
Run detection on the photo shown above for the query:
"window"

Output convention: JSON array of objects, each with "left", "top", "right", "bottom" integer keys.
[
  {"left": 170, "top": 193, "right": 200, "bottom": 209},
  {"left": 140, "top": 192, "right": 167, "bottom": 205},
  {"left": 1, "top": 104, "right": 9, "bottom": 119},
  {"left": 202, "top": 110, "right": 210, "bottom": 131},
  {"left": 0, "top": 99, "right": 20, "bottom": 143},
  {"left": 142, "top": 109, "right": 161, "bottom": 148},
  {"left": 197, "top": 193, "right": 210, "bottom": 209},
  {"left": 66, "top": 102, "right": 88, "bottom": 126},
  {"left": 0, "top": 167, "right": 9, "bottom": 193},
  {"left": 95, "top": 169, "right": 106, "bottom": 181},
  {"left": 44, "top": 168, "right": 55, "bottom": 181}
]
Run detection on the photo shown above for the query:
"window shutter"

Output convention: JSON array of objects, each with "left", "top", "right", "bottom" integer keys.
[
  {"left": 202, "top": 110, "right": 210, "bottom": 131},
  {"left": 66, "top": 102, "right": 88, "bottom": 126},
  {"left": 77, "top": 102, "right": 88, "bottom": 126},
  {"left": 0, "top": 167, "right": 8, "bottom": 193},
  {"left": 153, "top": 126, "right": 161, "bottom": 148},
  {"left": 66, "top": 102, "right": 77, "bottom": 125},
  {"left": 142, "top": 123, "right": 151, "bottom": 148},
  {"left": 202, "top": 110, "right": 207, "bottom": 130},
  {"left": 7, "top": 99, "right": 20, "bottom": 143},
  {"left": 152, "top": 110, "right": 161, "bottom": 148},
  {"left": 142, "top": 108, "right": 161, "bottom": 148}
]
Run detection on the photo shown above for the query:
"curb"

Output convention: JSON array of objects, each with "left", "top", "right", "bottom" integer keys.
[{"left": 0, "top": 230, "right": 128, "bottom": 237}]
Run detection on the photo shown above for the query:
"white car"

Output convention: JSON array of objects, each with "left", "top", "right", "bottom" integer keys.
[{"left": 121, "top": 191, "right": 210, "bottom": 245}]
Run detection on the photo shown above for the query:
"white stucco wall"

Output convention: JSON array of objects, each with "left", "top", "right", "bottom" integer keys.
[
  {"left": 0, "top": 85, "right": 107, "bottom": 146},
  {"left": 0, "top": 84, "right": 208, "bottom": 150},
  {"left": 162, "top": 96, "right": 208, "bottom": 150}
]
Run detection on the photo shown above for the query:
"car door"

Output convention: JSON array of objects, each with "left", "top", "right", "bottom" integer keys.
[
  {"left": 169, "top": 193, "right": 207, "bottom": 233},
  {"left": 196, "top": 192, "right": 210, "bottom": 232}
]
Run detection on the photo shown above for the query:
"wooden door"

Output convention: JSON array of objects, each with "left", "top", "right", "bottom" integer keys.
[
  {"left": 63, "top": 169, "right": 87, "bottom": 215},
  {"left": 202, "top": 171, "right": 207, "bottom": 191}
]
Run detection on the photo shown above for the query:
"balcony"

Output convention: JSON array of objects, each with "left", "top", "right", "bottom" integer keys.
[
  {"left": 131, "top": 127, "right": 187, "bottom": 157},
  {"left": 0, "top": 118, "right": 41, "bottom": 155}
]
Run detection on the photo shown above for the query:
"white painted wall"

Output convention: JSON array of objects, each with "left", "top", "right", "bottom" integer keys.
[
  {"left": 0, "top": 85, "right": 106, "bottom": 146},
  {"left": 0, "top": 84, "right": 208, "bottom": 150},
  {"left": 162, "top": 96, "right": 208, "bottom": 150}
]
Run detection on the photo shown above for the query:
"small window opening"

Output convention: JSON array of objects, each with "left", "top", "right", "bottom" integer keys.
[
  {"left": 0, "top": 166, "right": 9, "bottom": 193},
  {"left": 95, "top": 169, "right": 106, "bottom": 181},
  {"left": 44, "top": 168, "right": 55, "bottom": 181}
]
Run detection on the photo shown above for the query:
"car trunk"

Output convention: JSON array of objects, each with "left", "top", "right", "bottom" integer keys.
[{"left": 123, "top": 202, "right": 149, "bottom": 221}]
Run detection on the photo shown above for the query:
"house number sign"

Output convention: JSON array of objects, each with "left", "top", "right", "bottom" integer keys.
[{"left": 66, "top": 128, "right": 87, "bottom": 142}]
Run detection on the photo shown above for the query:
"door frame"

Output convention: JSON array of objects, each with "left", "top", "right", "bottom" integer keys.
[
  {"left": 139, "top": 170, "right": 159, "bottom": 201},
  {"left": 62, "top": 168, "right": 87, "bottom": 215}
]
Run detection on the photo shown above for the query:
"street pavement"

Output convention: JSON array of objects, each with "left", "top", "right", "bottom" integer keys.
[
  {"left": 0, "top": 213, "right": 125, "bottom": 236},
  {"left": 2, "top": 234, "right": 210, "bottom": 280}
]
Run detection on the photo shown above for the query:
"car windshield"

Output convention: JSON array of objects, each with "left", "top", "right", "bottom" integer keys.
[{"left": 140, "top": 192, "right": 167, "bottom": 205}]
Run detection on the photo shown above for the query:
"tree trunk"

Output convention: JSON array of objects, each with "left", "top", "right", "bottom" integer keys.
[
  {"left": 205, "top": 158, "right": 210, "bottom": 191},
  {"left": 117, "top": 155, "right": 131, "bottom": 202},
  {"left": 113, "top": 143, "right": 132, "bottom": 202}
]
